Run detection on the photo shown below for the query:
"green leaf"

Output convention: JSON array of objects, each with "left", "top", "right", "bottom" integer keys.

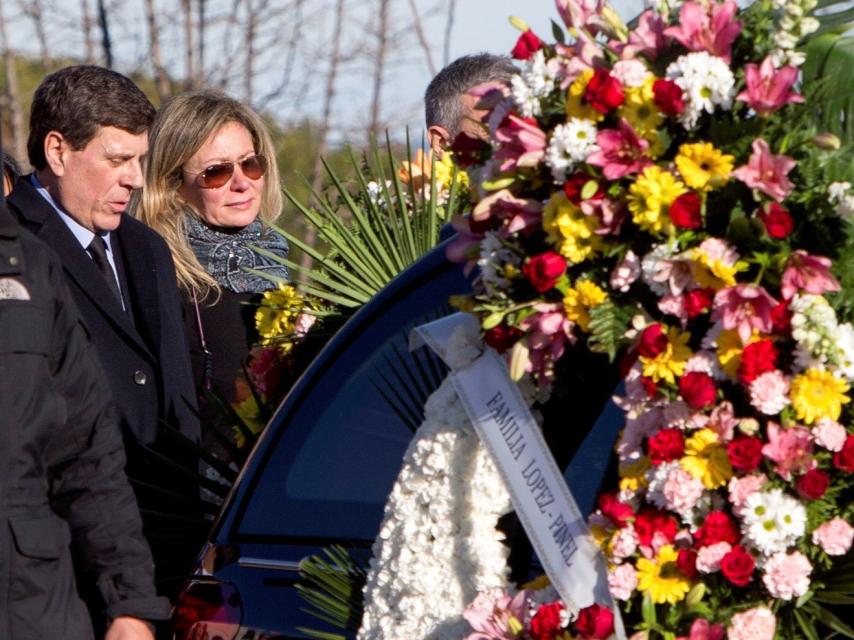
[
  {"left": 794, "top": 608, "right": 821, "bottom": 640},
  {"left": 641, "top": 593, "right": 657, "bottom": 627},
  {"left": 587, "top": 300, "right": 633, "bottom": 361},
  {"left": 551, "top": 19, "right": 566, "bottom": 44}
]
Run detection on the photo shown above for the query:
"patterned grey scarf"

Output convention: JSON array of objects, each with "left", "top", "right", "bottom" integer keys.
[{"left": 185, "top": 215, "right": 290, "bottom": 293}]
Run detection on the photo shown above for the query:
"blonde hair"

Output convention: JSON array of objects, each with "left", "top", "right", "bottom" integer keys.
[{"left": 135, "top": 89, "right": 283, "bottom": 299}]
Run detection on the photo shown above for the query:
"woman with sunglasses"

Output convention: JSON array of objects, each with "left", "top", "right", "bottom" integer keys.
[{"left": 136, "top": 89, "right": 289, "bottom": 406}]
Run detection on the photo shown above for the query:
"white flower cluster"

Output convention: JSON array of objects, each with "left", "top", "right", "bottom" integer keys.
[
  {"left": 545, "top": 118, "right": 600, "bottom": 182},
  {"left": 741, "top": 488, "right": 807, "bottom": 556},
  {"left": 666, "top": 52, "right": 736, "bottom": 129},
  {"left": 770, "top": 0, "right": 819, "bottom": 67},
  {"left": 478, "top": 232, "right": 519, "bottom": 295},
  {"left": 357, "top": 378, "right": 513, "bottom": 640},
  {"left": 790, "top": 294, "right": 854, "bottom": 380},
  {"left": 511, "top": 50, "right": 557, "bottom": 118},
  {"left": 829, "top": 181, "right": 854, "bottom": 220}
]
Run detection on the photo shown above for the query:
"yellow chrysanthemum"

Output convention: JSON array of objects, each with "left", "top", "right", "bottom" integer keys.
[
  {"left": 565, "top": 69, "right": 605, "bottom": 122},
  {"left": 691, "top": 249, "right": 740, "bottom": 290},
  {"left": 563, "top": 280, "right": 608, "bottom": 332},
  {"left": 543, "top": 193, "right": 603, "bottom": 265},
  {"left": 619, "top": 456, "right": 651, "bottom": 492},
  {"left": 233, "top": 396, "right": 265, "bottom": 447},
  {"left": 255, "top": 284, "right": 305, "bottom": 343},
  {"left": 681, "top": 428, "right": 733, "bottom": 489},
  {"left": 674, "top": 142, "right": 734, "bottom": 192},
  {"left": 636, "top": 544, "right": 692, "bottom": 605},
  {"left": 639, "top": 327, "right": 692, "bottom": 384},
  {"left": 618, "top": 77, "right": 663, "bottom": 138},
  {"left": 716, "top": 329, "right": 744, "bottom": 379},
  {"left": 790, "top": 368, "right": 851, "bottom": 424},
  {"left": 628, "top": 166, "right": 687, "bottom": 236},
  {"left": 522, "top": 574, "right": 552, "bottom": 590}
]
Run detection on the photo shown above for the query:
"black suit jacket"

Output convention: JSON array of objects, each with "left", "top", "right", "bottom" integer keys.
[{"left": 8, "top": 176, "right": 200, "bottom": 447}]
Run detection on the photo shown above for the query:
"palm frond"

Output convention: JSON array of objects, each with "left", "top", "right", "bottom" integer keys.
[{"left": 803, "top": 32, "right": 854, "bottom": 147}]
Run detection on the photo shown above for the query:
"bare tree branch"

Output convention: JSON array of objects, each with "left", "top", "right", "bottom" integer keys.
[
  {"left": 443, "top": 0, "right": 456, "bottom": 67},
  {"left": 198, "top": 0, "right": 206, "bottom": 80},
  {"left": 407, "top": 0, "right": 435, "bottom": 76},
  {"left": 80, "top": 0, "right": 96, "bottom": 63},
  {"left": 181, "top": 0, "right": 195, "bottom": 87},
  {"left": 96, "top": 0, "right": 113, "bottom": 68},
  {"left": 144, "top": 0, "right": 170, "bottom": 101},
  {"left": 369, "top": 0, "right": 391, "bottom": 141},
  {"left": 256, "top": 0, "right": 306, "bottom": 110},
  {"left": 17, "top": 0, "right": 51, "bottom": 69},
  {"left": 0, "top": 0, "right": 26, "bottom": 164}
]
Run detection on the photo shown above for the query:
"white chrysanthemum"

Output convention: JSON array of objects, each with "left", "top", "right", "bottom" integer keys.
[
  {"left": 741, "top": 489, "right": 806, "bottom": 556},
  {"left": 510, "top": 50, "right": 556, "bottom": 118},
  {"left": 666, "top": 52, "right": 735, "bottom": 129},
  {"left": 477, "top": 232, "right": 517, "bottom": 294},
  {"left": 545, "top": 118, "right": 599, "bottom": 182},
  {"left": 829, "top": 181, "right": 854, "bottom": 220},
  {"left": 641, "top": 241, "right": 680, "bottom": 297}
]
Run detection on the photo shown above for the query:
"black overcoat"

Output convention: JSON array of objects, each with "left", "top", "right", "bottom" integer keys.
[{"left": 0, "top": 205, "right": 169, "bottom": 639}]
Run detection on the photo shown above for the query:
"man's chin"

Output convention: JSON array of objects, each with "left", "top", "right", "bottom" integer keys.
[{"left": 94, "top": 211, "right": 125, "bottom": 234}]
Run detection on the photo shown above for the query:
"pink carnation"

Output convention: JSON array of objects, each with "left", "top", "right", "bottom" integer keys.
[
  {"left": 728, "top": 474, "right": 768, "bottom": 514},
  {"left": 812, "top": 419, "right": 848, "bottom": 452},
  {"left": 727, "top": 607, "right": 776, "bottom": 640},
  {"left": 663, "top": 467, "right": 705, "bottom": 514},
  {"left": 608, "top": 563, "right": 638, "bottom": 601},
  {"left": 696, "top": 541, "right": 732, "bottom": 573},
  {"left": 610, "top": 525, "right": 640, "bottom": 560},
  {"left": 762, "top": 551, "right": 812, "bottom": 600},
  {"left": 812, "top": 517, "right": 854, "bottom": 556},
  {"left": 749, "top": 370, "right": 791, "bottom": 415}
]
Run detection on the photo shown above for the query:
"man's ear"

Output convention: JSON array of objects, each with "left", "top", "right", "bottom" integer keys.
[
  {"left": 43, "top": 131, "right": 68, "bottom": 177},
  {"left": 427, "top": 125, "right": 451, "bottom": 155}
]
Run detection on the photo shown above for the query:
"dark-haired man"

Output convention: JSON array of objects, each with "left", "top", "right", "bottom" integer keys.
[
  {"left": 7, "top": 65, "right": 201, "bottom": 607},
  {"left": 424, "top": 53, "right": 517, "bottom": 154}
]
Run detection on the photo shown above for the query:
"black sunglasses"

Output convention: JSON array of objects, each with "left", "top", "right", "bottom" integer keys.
[{"left": 187, "top": 154, "right": 268, "bottom": 189}]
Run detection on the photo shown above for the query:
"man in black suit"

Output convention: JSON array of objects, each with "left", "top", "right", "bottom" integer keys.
[{"left": 8, "top": 65, "right": 201, "bottom": 609}]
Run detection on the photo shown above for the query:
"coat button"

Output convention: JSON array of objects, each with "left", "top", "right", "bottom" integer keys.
[
  {"left": 133, "top": 370, "right": 147, "bottom": 385},
  {"left": 8, "top": 255, "right": 18, "bottom": 266}
]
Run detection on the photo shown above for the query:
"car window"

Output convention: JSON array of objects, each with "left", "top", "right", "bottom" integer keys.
[{"left": 235, "top": 260, "right": 471, "bottom": 542}]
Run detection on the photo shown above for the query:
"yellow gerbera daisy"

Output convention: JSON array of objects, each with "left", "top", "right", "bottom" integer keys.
[
  {"left": 628, "top": 166, "right": 687, "bottom": 236},
  {"left": 543, "top": 193, "right": 603, "bottom": 265},
  {"left": 715, "top": 329, "right": 744, "bottom": 379},
  {"left": 619, "top": 456, "right": 651, "bottom": 492},
  {"left": 636, "top": 544, "right": 692, "bottom": 605},
  {"left": 255, "top": 284, "right": 305, "bottom": 343},
  {"left": 639, "top": 326, "right": 693, "bottom": 384},
  {"left": 681, "top": 428, "right": 733, "bottom": 489},
  {"left": 790, "top": 368, "right": 851, "bottom": 424},
  {"left": 565, "top": 69, "right": 605, "bottom": 122},
  {"left": 563, "top": 280, "right": 608, "bottom": 332},
  {"left": 675, "top": 142, "right": 734, "bottom": 192}
]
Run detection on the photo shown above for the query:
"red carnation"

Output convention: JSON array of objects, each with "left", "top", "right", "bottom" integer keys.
[
  {"left": 641, "top": 375, "right": 659, "bottom": 398},
  {"left": 758, "top": 203, "right": 794, "bottom": 239},
  {"left": 669, "top": 191, "right": 703, "bottom": 229},
  {"left": 647, "top": 428, "right": 685, "bottom": 465},
  {"left": 738, "top": 339, "right": 778, "bottom": 384},
  {"left": 679, "top": 371, "right": 717, "bottom": 409},
  {"left": 511, "top": 29, "right": 544, "bottom": 60},
  {"left": 695, "top": 511, "right": 740, "bottom": 546},
  {"left": 484, "top": 324, "right": 523, "bottom": 353},
  {"left": 677, "top": 548, "right": 699, "bottom": 580},
  {"left": 653, "top": 78, "right": 685, "bottom": 115},
  {"left": 584, "top": 68, "right": 625, "bottom": 114},
  {"left": 683, "top": 288, "right": 715, "bottom": 319},
  {"left": 522, "top": 251, "right": 567, "bottom": 293},
  {"left": 638, "top": 323, "right": 668, "bottom": 358},
  {"left": 574, "top": 603, "right": 615, "bottom": 640},
  {"left": 721, "top": 545, "right": 755, "bottom": 587},
  {"left": 796, "top": 468, "right": 830, "bottom": 500},
  {"left": 727, "top": 436, "right": 763, "bottom": 472},
  {"left": 598, "top": 492, "right": 634, "bottom": 528},
  {"left": 634, "top": 509, "right": 678, "bottom": 547},
  {"left": 530, "top": 601, "right": 565, "bottom": 640},
  {"left": 770, "top": 301, "right": 792, "bottom": 336},
  {"left": 834, "top": 435, "right": 854, "bottom": 472}
]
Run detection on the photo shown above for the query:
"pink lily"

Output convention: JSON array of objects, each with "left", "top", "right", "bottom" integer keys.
[
  {"left": 519, "top": 303, "right": 576, "bottom": 382},
  {"left": 781, "top": 250, "right": 841, "bottom": 300},
  {"left": 586, "top": 118, "right": 652, "bottom": 180},
  {"left": 463, "top": 588, "right": 530, "bottom": 640},
  {"left": 664, "top": 1, "right": 743, "bottom": 63},
  {"left": 472, "top": 189, "right": 543, "bottom": 236},
  {"left": 762, "top": 422, "right": 814, "bottom": 481},
  {"left": 736, "top": 56, "right": 804, "bottom": 116},
  {"left": 612, "top": 10, "right": 667, "bottom": 60},
  {"left": 582, "top": 195, "right": 627, "bottom": 235},
  {"left": 445, "top": 215, "right": 484, "bottom": 274},
  {"left": 732, "top": 139, "right": 796, "bottom": 202},
  {"left": 556, "top": 0, "right": 607, "bottom": 35},
  {"left": 681, "top": 618, "right": 726, "bottom": 640},
  {"left": 493, "top": 113, "right": 547, "bottom": 172},
  {"left": 713, "top": 284, "right": 778, "bottom": 344}
]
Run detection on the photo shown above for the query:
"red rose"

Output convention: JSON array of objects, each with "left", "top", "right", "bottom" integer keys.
[
  {"left": 638, "top": 323, "right": 668, "bottom": 358},
  {"left": 738, "top": 339, "right": 778, "bottom": 384},
  {"left": 641, "top": 375, "right": 658, "bottom": 398},
  {"left": 834, "top": 435, "right": 854, "bottom": 472},
  {"left": 522, "top": 251, "right": 567, "bottom": 293},
  {"left": 484, "top": 324, "right": 523, "bottom": 353},
  {"left": 677, "top": 548, "right": 699, "bottom": 580},
  {"left": 511, "top": 29, "right": 544, "bottom": 60},
  {"left": 634, "top": 509, "right": 678, "bottom": 547},
  {"left": 584, "top": 68, "right": 625, "bottom": 114},
  {"left": 770, "top": 301, "right": 791, "bottom": 336},
  {"left": 679, "top": 371, "right": 717, "bottom": 409},
  {"left": 695, "top": 511, "right": 740, "bottom": 546},
  {"left": 450, "top": 132, "right": 491, "bottom": 168},
  {"left": 669, "top": 191, "right": 703, "bottom": 229},
  {"left": 727, "top": 436, "right": 763, "bottom": 472},
  {"left": 721, "top": 545, "right": 755, "bottom": 587},
  {"left": 653, "top": 78, "right": 685, "bottom": 115},
  {"left": 758, "top": 203, "right": 794, "bottom": 239},
  {"left": 683, "top": 288, "right": 714, "bottom": 319},
  {"left": 598, "top": 492, "right": 634, "bottom": 528},
  {"left": 796, "top": 468, "right": 830, "bottom": 500},
  {"left": 647, "top": 428, "right": 685, "bottom": 465},
  {"left": 574, "top": 603, "right": 615, "bottom": 639},
  {"left": 530, "top": 601, "right": 565, "bottom": 640}
]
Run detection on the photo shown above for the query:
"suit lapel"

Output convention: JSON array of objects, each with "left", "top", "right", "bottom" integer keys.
[
  {"left": 8, "top": 178, "right": 153, "bottom": 358},
  {"left": 116, "top": 222, "right": 162, "bottom": 358}
]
